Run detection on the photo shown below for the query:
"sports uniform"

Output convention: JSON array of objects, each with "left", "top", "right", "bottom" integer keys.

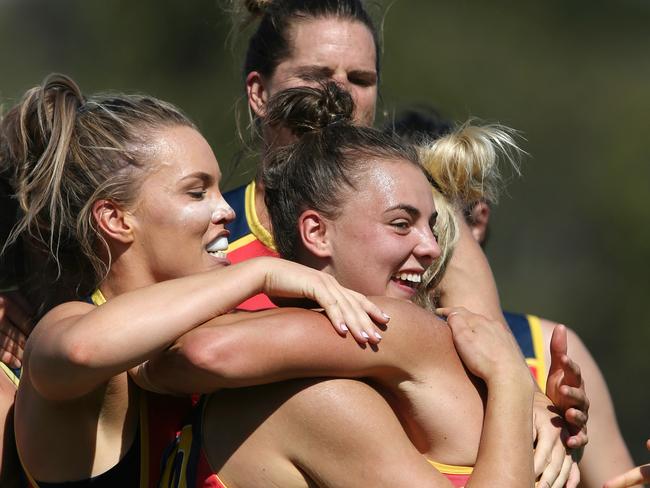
[
  {"left": 20, "top": 290, "right": 193, "bottom": 488},
  {"left": 223, "top": 181, "right": 278, "bottom": 311}
]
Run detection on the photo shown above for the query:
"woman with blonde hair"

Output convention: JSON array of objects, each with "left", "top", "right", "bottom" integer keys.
[{"left": 0, "top": 73, "right": 386, "bottom": 487}]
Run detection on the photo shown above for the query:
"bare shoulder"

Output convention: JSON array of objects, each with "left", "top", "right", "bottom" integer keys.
[
  {"left": 34, "top": 300, "right": 95, "bottom": 329},
  {"left": 369, "top": 296, "right": 447, "bottom": 331},
  {"left": 204, "top": 306, "right": 328, "bottom": 328}
]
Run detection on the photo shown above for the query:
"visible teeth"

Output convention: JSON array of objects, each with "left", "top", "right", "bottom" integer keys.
[
  {"left": 208, "top": 250, "right": 227, "bottom": 259},
  {"left": 206, "top": 235, "right": 229, "bottom": 252},
  {"left": 394, "top": 273, "right": 422, "bottom": 283}
]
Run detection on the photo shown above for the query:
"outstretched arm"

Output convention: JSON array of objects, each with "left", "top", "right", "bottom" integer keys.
[
  {"left": 135, "top": 297, "right": 437, "bottom": 395},
  {"left": 25, "top": 257, "right": 387, "bottom": 401}
]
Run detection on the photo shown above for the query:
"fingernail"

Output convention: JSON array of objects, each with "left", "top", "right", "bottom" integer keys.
[
  {"left": 374, "top": 331, "right": 382, "bottom": 340},
  {"left": 361, "top": 331, "right": 370, "bottom": 339},
  {"left": 382, "top": 312, "right": 390, "bottom": 321},
  {"left": 340, "top": 323, "right": 349, "bottom": 332}
]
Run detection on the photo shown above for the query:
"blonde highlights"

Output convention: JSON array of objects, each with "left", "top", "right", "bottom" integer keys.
[
  {"left": 1, "top": 73, "right": 195, "bottom": 298},
  {"left": 416, "top": 120, "right": 523, "bottom": 307}
]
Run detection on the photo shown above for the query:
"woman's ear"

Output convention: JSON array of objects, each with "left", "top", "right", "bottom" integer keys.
[
  {"left": 92, "top": 200, "right": 135, "bottom": 244},
  {"left": 246, "top": 71, "right": 269, "bottom": 118},
  {"left": 467, "top": 200, "right": 491, "bottom": 246},
  {"left": 297, "top": 210, "right": 332, "bottom": 258}
]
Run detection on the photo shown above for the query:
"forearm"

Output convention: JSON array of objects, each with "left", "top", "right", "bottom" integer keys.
[
  {"left": 28, "top": 259, "right": 271, "bottom": 398},
  {"left": 467, "top": 373, "right": 535, "bottom": 487},
  {"left": 141, "top": 315, "right": 389, "bottom": 394},
  {"left": 141, "top": 297, "right": 428, "bottom": 395}
]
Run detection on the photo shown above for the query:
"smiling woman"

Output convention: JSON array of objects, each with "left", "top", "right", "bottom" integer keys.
[{"left": 0, "top": 73, "right": 387, "bottom": 487}]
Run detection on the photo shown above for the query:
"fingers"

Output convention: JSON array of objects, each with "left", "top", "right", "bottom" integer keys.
[
  {"left": 316, "top": 277, "right": 386, "bottom": 346},
  {"left": 0, "top": 344, "right": 22, "bottom": 370},
  {"left": 603, "top": 440, "right": 650, "bottom": 488},
  {"left": 560, "top": 353, "right": 583, "bottom": 390},
  {"left": 548, "top": 451, "right": 574, "bottom": 488},
  {"left": 0, "top": 297, "right": 28, "bottom": 369},
  {"left": 533, "top": 424, "right": 557, "bottom": 478},
  {"left": 565, "top": 461, "right": 580, "bottom": 488},
  {"left": 536, "top": 438, "right": 567, "bottom": 488},
  {"left": 0, "top": 294, "right": 34, "bottom": 336},
  {"left": 603, "top": 465, "right": 650, "bottom": 488},
  {"left": 549, "top": 324, "right": 568, "bottom": 368}
]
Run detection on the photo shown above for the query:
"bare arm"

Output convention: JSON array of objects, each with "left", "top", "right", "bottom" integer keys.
[
  {"left": 137, "top": 297, "right": 435, "bottom": 394},
  {"left": 26, "top": 257, "right": 387, "bottom": 401},
  {"left": 278, "top": 377, "right": 532, "bottom": 488}
]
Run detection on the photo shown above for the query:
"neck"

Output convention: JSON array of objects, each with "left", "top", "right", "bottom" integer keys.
[{"left": 98, "top": 253, "right": 156, "bottom": 300}]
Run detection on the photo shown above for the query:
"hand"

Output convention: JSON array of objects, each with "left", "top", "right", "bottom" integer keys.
[
  {"left": 262, "top": 259, "right": 389, "bottom": 345},
  {"left": 0, "top": 292, "right": 33, "bottom": 368},
  {"left": 435, "top": 306, "right": 531, "bottom": 384},
  {"left": 532, "top": 391, "right": 580, "bottom": 488},
  {"left": 603, "top": 439, "right": 650, "bottom": 488},
  {"left": 546, "top": 324, "right": 589, "bottom": 451}
]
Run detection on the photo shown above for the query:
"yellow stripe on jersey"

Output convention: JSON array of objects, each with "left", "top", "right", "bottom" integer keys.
[
  {"left": 91, "top": 288, "right": 107, "bottom": 306},
  {"left": 427, "top": 459, "right": 473, "bottom": 475},
  {"left": 526, "top": 314, "right": 548, "bottom": 391},
  {"left": 0, "top": 362, "right": 19, "bottom": 387},
  {"left": 245, "top": 181, "right": 276, "bottom": 251},
  {"left": 227, "top": 233, "right": 258, "bottom": 253}
]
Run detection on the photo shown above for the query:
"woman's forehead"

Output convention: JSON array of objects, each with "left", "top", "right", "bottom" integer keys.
[{"left": 287, "top": 17, "right": 376, "bottom": 68}]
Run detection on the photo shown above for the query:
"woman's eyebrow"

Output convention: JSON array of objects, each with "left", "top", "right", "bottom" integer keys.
[
  {"left": 384, "top": 204, "right": 420, "bottom": 218},
  {"left": 179, "top": 171, "right": 215, "bottom": 185}
]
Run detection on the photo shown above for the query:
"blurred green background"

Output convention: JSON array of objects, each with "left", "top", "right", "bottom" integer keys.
[{"left": 1, "top": 0, "right": 648, "bottom": 464}]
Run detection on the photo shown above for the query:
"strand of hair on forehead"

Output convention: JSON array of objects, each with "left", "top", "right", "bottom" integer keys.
[{"left": 419, "top": 119, "right": 524, "bottom": 207}]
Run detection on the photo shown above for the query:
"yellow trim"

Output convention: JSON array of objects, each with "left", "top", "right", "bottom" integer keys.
[
  {"left": 0, "top": 362, "right": 19, "bottom": 387},
  {"left": 245, "top": 181, "right": 276, "bottom": 251},
  {"left": 139, "top": 392, "right": 149, "bottom": 488},
  {"left": 527, "top": 314, "right": 548, "bottom": 391},
  {"left": 91, "top": 289, "right": 107, "bottom": 306},
  {"left": 227, "top": 233, "right": 258, "bottom": 253},
  {"left": 427, "top": 459, "right": 473, "bottom": 475}
]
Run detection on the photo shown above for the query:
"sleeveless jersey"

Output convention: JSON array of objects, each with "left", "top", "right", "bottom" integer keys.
[
  {"left": 503, "top": 311, "right": 548, "bottom": 390},
  {"left": 223, "top": 181, "right": 278, "bottom": 311},
  {"left": 0, "top": 361, "right": 19, "bottom": 387},
  {"left": 20, "top": 290, "right": 193, "bottom": 488}
]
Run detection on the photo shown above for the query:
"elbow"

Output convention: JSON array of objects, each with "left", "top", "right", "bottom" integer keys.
[
  {"left": 27, "top": 337, "right": 97, "bottom": 401},
  {"left": 174, "top": 329, "right": 247, "bottom": 388}
]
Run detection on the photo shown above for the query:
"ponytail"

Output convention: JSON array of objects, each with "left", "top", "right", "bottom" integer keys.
[{"left": 1, "top": 73, "right": 195, "bottom": 301}]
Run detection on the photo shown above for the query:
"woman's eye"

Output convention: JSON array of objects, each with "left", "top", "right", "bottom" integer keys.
[
  {"left": 188, "top": 190, "right": 207, "bottom": 199},
  {"left": 391, "top": 220, "right": 410, "bottom": 230}
]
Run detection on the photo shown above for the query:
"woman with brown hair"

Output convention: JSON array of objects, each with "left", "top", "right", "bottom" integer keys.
[{"left": 0, "top": 74, "right": 385, "bottom": 487}]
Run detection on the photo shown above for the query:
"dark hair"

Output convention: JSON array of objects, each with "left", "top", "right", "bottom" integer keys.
[
  {"left": 0, "top": 73, "right": 195, "bottom": 304},
  {"left": 261, "top": 82, "right": 426, "bottom": 261},
  {"left": 243, "top": 0, "right": 380, "bottom": 82},
  {"left": 385, "top": 105, "right": 454, "bottom": 145}
]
